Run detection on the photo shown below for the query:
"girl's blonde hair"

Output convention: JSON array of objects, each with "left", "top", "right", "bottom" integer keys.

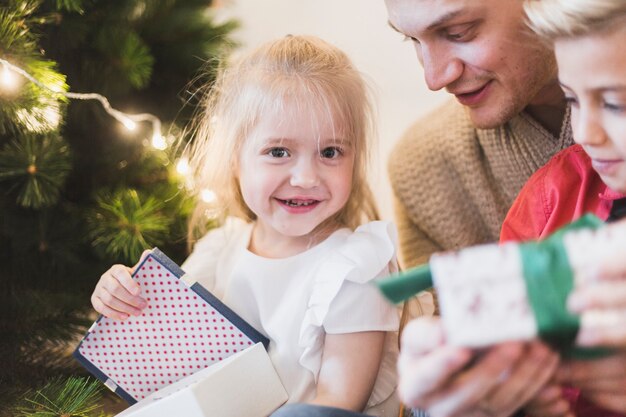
[
  {"left": 187, "top": 35, "right": 378, "bottom": 240},
  {"left": 525, "top": 0, "right": 626, "bottom": 39}
]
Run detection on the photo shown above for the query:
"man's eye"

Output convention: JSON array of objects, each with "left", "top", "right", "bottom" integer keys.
[
  {"left": 447, "top": 32, "right": 467, "bottom": 41},
  {"left": 268, "top": 147, "right": 289, "bottom": 158},
  {"left": 321, "top": 147, "right": 342, "bottom": 159},
  {"left": 444, "top": 23, "right": 476, "bottom": 42}
]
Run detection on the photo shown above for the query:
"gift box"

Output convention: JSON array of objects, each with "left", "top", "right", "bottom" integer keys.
[
  {"left": 377, "top": 214, "right": 626, "bottom": 353},
  {"left": 114, "top": 342, "right": 288, "bottom": 417},
  {"left": 74, "top": 248, "right": 286, "bottom": 412}
]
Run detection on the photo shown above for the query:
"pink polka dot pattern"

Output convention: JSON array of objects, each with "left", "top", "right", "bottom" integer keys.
[{"left": 77, "top": 255, "right": 256, "bottom": 402}]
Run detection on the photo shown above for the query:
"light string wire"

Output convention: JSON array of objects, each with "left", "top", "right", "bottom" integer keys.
[
  {"left": 0, "top": 57, "right": 220, "bottom": 203},
  {"left": 0, "top": 57, "right": 163, "bottom": 146}
]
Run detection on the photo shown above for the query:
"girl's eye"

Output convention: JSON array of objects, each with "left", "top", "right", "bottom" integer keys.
[
  {"left": 320, "top": 147, "right": 342, "bottom": 159},
  {"left": 268, "top": 147, "right": 289, "bottom": 158}
]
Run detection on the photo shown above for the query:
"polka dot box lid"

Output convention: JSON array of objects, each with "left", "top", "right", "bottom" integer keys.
[{"left": 73, "top": 248, "right": 269, "bottom": 404}]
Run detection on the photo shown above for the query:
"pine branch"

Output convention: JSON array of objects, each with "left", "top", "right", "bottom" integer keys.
[
  {"left": 93, "top": 28, "right": 154, "bottom": 90},
  {"left": 0, "top": 133, "right": 72, "bottom": 208},
  {"left": 53, "top": 0, "right": 85, "bottom": 13},
  {"left": 87, "top": 188, "right": 172, "bottom": 262},
  {"left": 13, "top": 377, "right": 104, "bottom": 417}
]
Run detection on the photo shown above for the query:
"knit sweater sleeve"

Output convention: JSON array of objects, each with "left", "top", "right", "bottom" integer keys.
[{"left": 392, "top": 194, "right": 441, "bottom": 268}]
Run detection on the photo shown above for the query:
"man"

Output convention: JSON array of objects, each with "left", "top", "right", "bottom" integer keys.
[
  {"left": 386, "top": 0, "right": 574, "bottom": 416},
  {"left": 386, "top": 0, "right": 570, "bottom": 268}
]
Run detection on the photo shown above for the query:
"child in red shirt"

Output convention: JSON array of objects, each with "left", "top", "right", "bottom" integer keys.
[{"left": 501, "top": 1, "right": 626, "bottom": 416}]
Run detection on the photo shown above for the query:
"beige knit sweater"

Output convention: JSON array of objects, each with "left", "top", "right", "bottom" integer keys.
[{"left": 388, "top": 99, "right": 573, "bottom": 269}]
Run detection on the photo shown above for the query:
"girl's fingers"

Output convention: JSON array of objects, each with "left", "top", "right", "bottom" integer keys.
[
  {"left": 130, "top": 249, "right": 153, "bottom": 274},
  {"left": 102, "top": 266, "right": 146, "bottom": 308},
  {"left": 96, "top": 286, "right": 144, "bottom": 317},
  {"left": 91, "top": 294, "right": 130, "bottom": 320}
]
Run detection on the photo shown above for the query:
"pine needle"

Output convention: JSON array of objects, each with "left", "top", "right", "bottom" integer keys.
[{"left": 14, "top": 377, "right": 103, "bottom": 417}]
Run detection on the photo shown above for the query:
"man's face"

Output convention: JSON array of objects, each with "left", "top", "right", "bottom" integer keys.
[{"left": 385, "top": 0, "right": 559, "bottom": 129}]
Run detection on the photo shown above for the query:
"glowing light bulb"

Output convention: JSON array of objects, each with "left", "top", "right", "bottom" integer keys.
[
  {"left": 176, "top": 158, "right": 190, "bottom": 175},
  {"left": 122, "top": 118, "right": 137, "bottom": 131},
  {"left": 200, "top": 189, "right": 217, "bottom": 203},
  {"left": 1, "top": 64, "right": 18, "bottom": 90},
  {"left": 152, "top": 132, "right": 167, "bottom": 150}
]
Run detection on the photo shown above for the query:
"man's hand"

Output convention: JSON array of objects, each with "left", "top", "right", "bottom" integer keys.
[
  {"left": 398, "top": 317, "right": 560, "bottom": 417},
  {"left": 557, "top": 352, "right": 626, "bottom": 413}
]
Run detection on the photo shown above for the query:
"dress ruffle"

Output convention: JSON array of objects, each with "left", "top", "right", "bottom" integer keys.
[
  {"left": 183, "top": 217, "right": 248, "bottom": 294},
  {"left": 298, "top": 220, "right": 399, "bottom": 408}
]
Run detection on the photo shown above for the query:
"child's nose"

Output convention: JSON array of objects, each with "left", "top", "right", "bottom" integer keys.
[
  {"left": 290, "top": 159, "right": 320, "bottom": 188},
  {"left": 575, "top": 107, "right": 608, "bottom": 147}
]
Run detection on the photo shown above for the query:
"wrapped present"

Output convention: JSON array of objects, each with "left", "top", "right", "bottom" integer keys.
[
  {"left": 74, "top": 248, "right": 287, "bottom": 415},
  {"left": 377, "top": 214, "right": 626, "bottom": 354}
]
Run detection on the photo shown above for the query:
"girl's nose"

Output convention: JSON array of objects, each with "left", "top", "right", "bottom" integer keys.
[{"left": 290, "top": 159, "right": 320, "bottom": 188}]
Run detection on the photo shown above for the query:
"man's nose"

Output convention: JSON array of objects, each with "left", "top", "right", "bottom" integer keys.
[{"left": 418, "top": 43, "right": 464, "bottom": 92}]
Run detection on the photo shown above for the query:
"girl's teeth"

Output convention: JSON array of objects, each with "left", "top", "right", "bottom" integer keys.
[{"left": 286, "top": 200, "right": 313, "bottom": 207}]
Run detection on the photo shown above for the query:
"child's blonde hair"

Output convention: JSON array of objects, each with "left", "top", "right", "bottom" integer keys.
[
  {"left": 187, "top": 35, "right": 378, "bottom": 239},
  {"left": 525, "top": 0, "right": 626, "bottom": 39}
]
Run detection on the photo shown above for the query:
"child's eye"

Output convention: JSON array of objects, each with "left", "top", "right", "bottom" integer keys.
[
  {"left": 564, "top": 95, "right": 579, "bottom": 107},
  {"left": 320, "top": 146, "right": 342, "bottom": 159},
  {"left": 402, "top": 35, "right": 420, "bottom": 45},
  {"left": 603, "top": 100, "right": 625, "bottom": 113},
  {"left": 267, "top": 147, "right": 290, "bottom": 158}
]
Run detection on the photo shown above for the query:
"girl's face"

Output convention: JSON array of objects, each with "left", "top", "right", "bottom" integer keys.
[
  {"left": 237, "top": 101, "right": 355, "bottom": 251},
  {"left": 555, "top": 26, "right": 626, "bottom": 193}
]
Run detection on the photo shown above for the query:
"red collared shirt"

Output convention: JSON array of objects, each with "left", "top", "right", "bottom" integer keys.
[{"left": 501, "top": 144, "right": 625, "bottom": 243}]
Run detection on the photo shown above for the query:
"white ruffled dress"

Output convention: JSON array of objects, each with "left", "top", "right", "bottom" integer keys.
[{"left": 182, "top": 218, "right": 400, "bottom": 417}]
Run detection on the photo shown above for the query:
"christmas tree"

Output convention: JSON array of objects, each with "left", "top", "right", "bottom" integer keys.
[{"left": 0, "top": 0, "right": 237, "bottom": 413}]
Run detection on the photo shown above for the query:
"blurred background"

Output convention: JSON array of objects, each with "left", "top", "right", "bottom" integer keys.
[{"left": 0, "top": 0, "right": 445, "bottom": 415}]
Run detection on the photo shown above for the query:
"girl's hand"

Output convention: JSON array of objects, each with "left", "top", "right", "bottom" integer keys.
[
  {"left": 569, "top": 252, "right": 626, "bottom": 348},
  {"left": 523, "top": 383, "right": 573, "bottom": 417},
  {"left": 90, "top": 250, "right": 150, "bottom": 320}
]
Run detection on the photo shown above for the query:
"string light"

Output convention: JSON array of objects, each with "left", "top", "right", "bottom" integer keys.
[
  {"left": 1, "top": 61, "right": 18, "bottom": 90},
  {"left": 0, "top": 57, "right": 219, "bottom": 203},
  {"left": 176, "top": 157, "right": 190, "bottom": 175},
  {"left": 200, "top": 189, "right": 217, "bottom": 203},
  {"left": 0, "top": 57, "right": 164, "bottom": 148}
]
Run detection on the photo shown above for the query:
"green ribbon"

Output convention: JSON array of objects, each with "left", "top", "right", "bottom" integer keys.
[
  {"left": 521, "top": 214, "right": 608, "bottom": 358},
  {"left": 376, "top": 263, "right": 433, "bottom": 304}
]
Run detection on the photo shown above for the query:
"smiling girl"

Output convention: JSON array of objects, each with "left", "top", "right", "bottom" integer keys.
[{"left": 91, "top": 35, "right": 400, "bottom": 417}]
